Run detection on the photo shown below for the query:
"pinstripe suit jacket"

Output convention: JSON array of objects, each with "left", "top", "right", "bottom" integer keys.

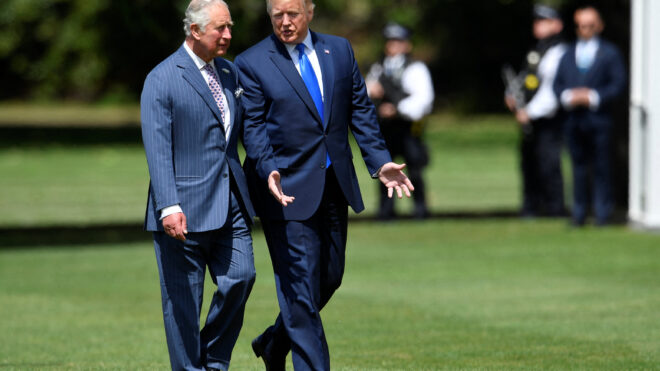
[{"left": 141, "top": 45, "right": 255, "bottom": 232}]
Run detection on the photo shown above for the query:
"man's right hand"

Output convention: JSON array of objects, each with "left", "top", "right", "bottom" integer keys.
[
  {"left": 163, "top": 212, "right": 188, "bottom": 241},
  {"left": 268, "top": 171, "right": 295, "bottom": 206}
]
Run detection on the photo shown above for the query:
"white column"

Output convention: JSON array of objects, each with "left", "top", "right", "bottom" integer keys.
[{"left": 629, "top": 0, "right": 660, "bottom": 228}]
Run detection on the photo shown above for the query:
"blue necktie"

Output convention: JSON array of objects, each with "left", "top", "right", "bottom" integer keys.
[{"left": 296, "top": 43, "right": 331, "bottom": 167}]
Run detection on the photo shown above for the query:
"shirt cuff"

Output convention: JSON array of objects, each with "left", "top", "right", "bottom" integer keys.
[
  {"left": 160, "top": 204, "right": 183, "bottom": 220},
  {"left": 371, "top": 165, "right": 384, "bottom": 179},
  {"left": 588, "top": 90, "right": 600, "bottom": 111},
  {"left": 560, "top": 90, "right": 574, "bottom": 109}
]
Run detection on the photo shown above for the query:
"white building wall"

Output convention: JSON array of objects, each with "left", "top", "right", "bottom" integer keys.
[{"left": 629, "top": 0, "right": 660, "bottom": 227}]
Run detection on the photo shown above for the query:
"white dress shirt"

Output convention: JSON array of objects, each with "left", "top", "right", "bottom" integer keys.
[
  {"left": 183, "top": 42, "right": 232, "bottom": 136},
  {"left": 160, "top": 43, "right": 233, "bottom": 220},
  {"left": 284, "top": 31, "right": 324, "bottom": 99},
  {"left": 560, "top": 37, "right": 601, "bottom": 111}
]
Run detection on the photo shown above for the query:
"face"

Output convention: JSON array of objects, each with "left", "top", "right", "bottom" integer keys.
[
  {"left": 269, "top": 0, "right": 313, "bottom": 44},
  {"left": 532, "top": 18, "right": 562, "bottom": 40},
  {"left": 384, "top": 39, "right": 412, "bottom": 57},
  {"left": 191, "top": 3, "right": 233, "bottom": 62},
  {"left": 574, "top": 8, "right": 603, "bottom": 40}
]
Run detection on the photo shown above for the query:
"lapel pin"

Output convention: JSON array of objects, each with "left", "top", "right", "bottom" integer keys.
[
  {"left": 324, "top": 49, "right": 330, "bottom": 54},
  {"left": 222, "top": 68, "right": 230, "bottom": 74}
]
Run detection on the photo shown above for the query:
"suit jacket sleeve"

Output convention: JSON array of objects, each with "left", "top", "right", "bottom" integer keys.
[
  {"left": 596, "top": 44, "right": 627, "bottom": 106},
  {"left": 235, "top": 56, "right": 279, "bottom": 180},
  {"left": 141, "top": 70, "right": 179, "bottom": 211},
  {"left": 344, "top": 39, "right": 392, "bottom": 174}
]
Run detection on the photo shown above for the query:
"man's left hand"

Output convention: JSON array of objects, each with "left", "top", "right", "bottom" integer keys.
[
  {"left": 378, "top": 162, "right": 415, "bottom": 198},
  {"left": 515, "top": 109, "right": 530, "bottom": 125}
]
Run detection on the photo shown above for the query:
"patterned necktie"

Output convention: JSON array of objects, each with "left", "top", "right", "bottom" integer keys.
[
  {"left": 202, "top": 64, "right": 228, "bottom": 125},
  {"left": 296, "top": 43, "right": 331, "bottom": 167}
]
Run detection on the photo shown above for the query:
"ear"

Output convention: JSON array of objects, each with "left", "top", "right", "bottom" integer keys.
[
  {"left": 306, "top": 5, "right": 315, "bottom": 22},
  {"left": 190, "top": 24, "right": 203, "bottom": 40}
]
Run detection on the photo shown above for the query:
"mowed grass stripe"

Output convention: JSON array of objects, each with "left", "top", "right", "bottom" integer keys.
[{"left": 1, "top": 220, "right": 659, "bottom": 369}]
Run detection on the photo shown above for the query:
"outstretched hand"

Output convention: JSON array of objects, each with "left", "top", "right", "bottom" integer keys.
[
  {"left": 378, "top": 162, "right": 415, "bottom": 199},
  {"left": 268, "top": 171, "right": 295, "bottom": 206}
]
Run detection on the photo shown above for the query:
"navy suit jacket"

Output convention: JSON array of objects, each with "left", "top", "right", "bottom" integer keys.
[
  {"left": 553, "top": 39, "right": 626, "bottom": 127},
  {"left": 235, "top": 31, "right": 391, "bottom": 221},
  {"left": 141, "top": 45, "right": 255, "bottom": 232}
]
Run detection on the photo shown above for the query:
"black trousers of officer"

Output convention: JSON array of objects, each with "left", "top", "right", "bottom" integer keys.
[
  {"left": 520, "top": 117, "right": 565, "bottom": 216},
  {"left": 378, "top": 119, "right": 429, "bottom": 219}
]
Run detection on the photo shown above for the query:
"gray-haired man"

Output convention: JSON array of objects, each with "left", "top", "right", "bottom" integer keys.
[{"left": 140, "top": 0, "right": 255, "bottom": 370}]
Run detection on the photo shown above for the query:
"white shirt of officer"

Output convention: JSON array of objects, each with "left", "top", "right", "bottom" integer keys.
[
  {"left": 526, "top": 42, "right": 567, "bottom": 120},
  {"left": 366, "top": 54, "right": 434, "bottom": 122}
]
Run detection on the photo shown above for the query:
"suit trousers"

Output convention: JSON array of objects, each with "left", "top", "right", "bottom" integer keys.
[
  {"left": 153, "top": 188, "right": 255, "bottom": 371},
  {"left": 260, "top": 167, "right": 348, "bottom": 371},
  {"left": 566, "top": 121, "right": 613, "bottom": 224}
]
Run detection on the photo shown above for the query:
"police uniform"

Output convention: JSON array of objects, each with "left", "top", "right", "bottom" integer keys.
[
  {"left": 366, "top": 23, "right": 435, "bottom": 219},
  {"left": 517, "top": 6, "right": 567, "bottom": 216}
]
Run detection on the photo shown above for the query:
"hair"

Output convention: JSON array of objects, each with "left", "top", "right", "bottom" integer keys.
[
  {"left": 265, "top": 0, "right": 315, "bottom": 15},
  {"left": 183, "top": 0, "right": 229, "bottom": 37}
]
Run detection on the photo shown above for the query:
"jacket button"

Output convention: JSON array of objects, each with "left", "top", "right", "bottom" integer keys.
[
  {"left": 223, "top": 173, "right": 228, "bottom": 178},
  {"left": 320, "top": 164, "right": 326, "bottom": 169}
]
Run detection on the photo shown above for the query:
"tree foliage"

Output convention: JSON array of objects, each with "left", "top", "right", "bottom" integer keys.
[{"left": 0, "top": 0, "right": 630, "bottom": 111}]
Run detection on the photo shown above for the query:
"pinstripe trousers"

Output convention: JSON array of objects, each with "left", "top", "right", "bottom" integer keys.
[{"left": 153, "top": 188, "right": 255, "bottom": 371}]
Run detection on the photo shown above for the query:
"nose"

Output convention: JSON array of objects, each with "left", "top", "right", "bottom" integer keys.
[
  {"left": 282, "top": 14, "right": 291, "bottom": 26},
  {"left": 222, "top": 27, "right": 232, "bottom": 39}
]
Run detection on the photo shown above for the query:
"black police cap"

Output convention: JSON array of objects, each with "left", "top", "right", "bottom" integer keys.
[
  {"left": 383, "top": 22, "right": 412, "bottom": 40},
  {"left": 533, "top": 4, "right": 560, "bottom": 20}
]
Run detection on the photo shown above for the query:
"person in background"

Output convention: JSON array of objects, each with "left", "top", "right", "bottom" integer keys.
[
  {"left": 553, "top": 5, "right": 626, "bottom": 226},
  {"left": 140, "top": 1, "right": 255, "bottom": 369},
  {"left": 505, "top": 5, "right": 567, "bottom": 218},
  {"left": 366, "top": 22, "right": 435, "bottom": 220},
  {"left": 235, "top": 0, "right": 414, "bottom": 369}
]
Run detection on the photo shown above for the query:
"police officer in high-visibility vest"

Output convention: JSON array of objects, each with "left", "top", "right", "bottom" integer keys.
[
  {"left": 505, "top": 5, "right": 567, "bottom": 217},
  {"left": 366, "top": 22, "right": 434, "bottom": 220}
]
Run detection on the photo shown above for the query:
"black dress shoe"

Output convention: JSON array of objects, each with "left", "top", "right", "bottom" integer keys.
[{"left": 252, "top": 335, "right": 286, "bottom": 371}]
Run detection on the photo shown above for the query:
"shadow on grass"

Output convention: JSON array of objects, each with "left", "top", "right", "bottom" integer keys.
[
  {"left": 0, "top": 126, "right": 142, "bottom": 146},
  {"left": 0, "top": 210, "right": 526, "bottom": 249}
]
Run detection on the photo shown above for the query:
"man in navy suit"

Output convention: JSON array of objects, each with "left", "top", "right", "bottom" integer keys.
[
  {"left": 140, "top": 1, "right": 255, "bottom": 369},
  {"left": 235, "top": 0, "right": 414, "bottom": 369},
  {"left": 553, "top": 6, "right": 626, "bottom": 226}
]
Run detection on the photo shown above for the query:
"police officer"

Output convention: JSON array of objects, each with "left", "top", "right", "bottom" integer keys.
[
  {"left": 505, "top": 5, "right": 567, "bottom": 217},
  {"left": 366, "top": 22, "right": 434, "bottom": 220}
]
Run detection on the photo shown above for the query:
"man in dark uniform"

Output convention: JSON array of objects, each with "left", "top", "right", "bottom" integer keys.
[
  {"left": 366, "top": 22, "right": 435, "bottom": 220},
  {"left": 505, "top": 5, "right": 567, "bottom": 217}
]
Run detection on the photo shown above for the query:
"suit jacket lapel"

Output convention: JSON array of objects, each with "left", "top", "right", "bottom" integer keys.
[
  {"left": 583, "top": 43, "right": 605, "bottom": 81},
  {"left": 313, "top": 32, "right": 334, "bottom": 131},
  {"left": 177, "top": 47, "right": 227, "bottom": 139},
  {"left": 268, "top": 35, "right": 323, "bottom": 124},
  {"left": 215, "top": 59, "right": 237, "bottom": 142}
]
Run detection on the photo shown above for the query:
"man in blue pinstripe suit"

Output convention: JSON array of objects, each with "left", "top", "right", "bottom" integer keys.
[{"left": 140, "top": 1, "right": 255, "bottom": 370}]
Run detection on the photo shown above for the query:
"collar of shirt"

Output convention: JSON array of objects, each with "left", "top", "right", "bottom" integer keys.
[
  {"left": 183, "top": 42, "right": 219, "bottom": 75},
  {"left": 284, "top": 31, "right": 314, "bottom": 56},
  {"left": 576, "top": 37, "right": 600, "bottom": 54},
  {"left": 283, "top": 30, "right": 324, "bottom": 99}
]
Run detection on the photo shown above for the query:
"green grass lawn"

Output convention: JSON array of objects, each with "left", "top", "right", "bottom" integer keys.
[
  {"left": 0, "top": 114, "right": 527, "bottom": 227},
  {"left": 1, "top": 219, "right": 660, "bottom": 370}
]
